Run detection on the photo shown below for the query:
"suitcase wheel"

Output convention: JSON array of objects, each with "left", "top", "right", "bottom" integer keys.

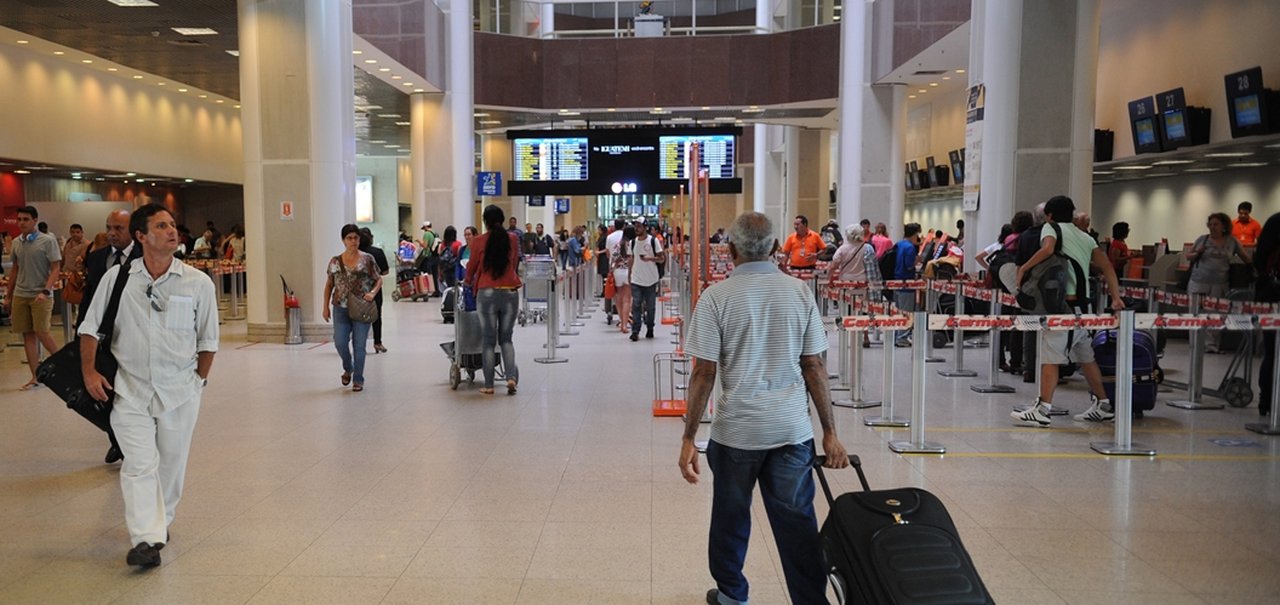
[
  {"left": 1152, "top": 367, "right": 1164, "bottom": 385},
  {"left": 1223, "top": 377, "right": 1253, "bottom": 408}
]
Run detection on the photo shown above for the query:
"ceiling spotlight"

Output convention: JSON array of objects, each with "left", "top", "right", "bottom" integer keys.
[
  {"left": 929, "top": 82, "right": 938, "bottom": 87},
  {"left": 126, "top": 172, "right": 137, "bottom": 176},
  {"left": 107, "top": 67, "right": 118, "bottom": 72},
  {"left": 1204, "top": 152, "right": 1254, "bottom": 158},
  {"left": 370, "top": 140, "right": 387, "bottom": 144},
  {"left": 395, "top": 121, "right": 411, "bottom": 126},
  {"left": 402, "top": 82, "right": 413, "bottom": 86},
  {"left": 917, "top": 89, "right": 926, "bottom": 93},
  {"left": 133, "top": 75, "right": 143, "bottom": 79},
  {"left": 378, "top": 67, "right": 390, "bottom": 72},
  {"left": 607, "top": 108, "right": 616, "bottom": 112},
  {"left": 234, "top": 105, "right": 240, "bottom": 109},
  {"left": 178, "top": 88, "right": 188, "bottom": 92},
  {"left": 16, "top": 40, "right": 29, "bottom": 44},
  {"left": 1228, "top": 162, "right": 1269, "bottom": 168},
  {"left": 942, "top": 76, "right": 951, "bottom": 80},
  {"left": 413, "top": 89, "right": 425, "bottom": 93},
  {"left": 908, "top": 95, "right": 917, "bottom": 99},
  {"left": 364, "top": 59, "right": 377, "bottom": 64},
  {"left": 82, "top": 59, "right": 93, "bottom": 64},
  {"left": 172, "top": 28, "right": 219, "bottom": 36},
  {"left": 53, "top": 51, "right": 64, "bottom": 56},
  {"left": 198, "top": 94, "right": 207, "bottom": 98},
  {"left": 215, "top": 99, "right": 224, "bottom": 103},
  {"left": 107, "top": 0, "right": 159, "bottom": 6},
  {"left": 384, "top": 144, "right": 400, "bottom": 148},
  {"left": 185, "top": 179, "right": 194, "bottom": 183},
  {"left": 352, "top": 50, "right": 363, "bottom": 55},
  {"left": 1152, "top": 160, "right": 1194, "bottom": 166},
  {"left": 13, "top": 169, "right": 30, "bottom": 174},
  {"left": 377, "top": 114, "right": 401, "bottom": 118},
  {"left": 1114, "top": 165, "right": 1153, "bottom": 170},
  {"left": 478, "top": 120, "right": 501, "bottom": 125},
  {"left": 474, "top": 113, "right": 491, "bottom": 117},
  {"left": 955, "top": 69, "right": 966, "bottom": 74},
  {"left": 391, "top": 75, "right": 402, "bottom": 80},
  {"left": 157, "top": 82, "right": 166, "bottom": 86}
]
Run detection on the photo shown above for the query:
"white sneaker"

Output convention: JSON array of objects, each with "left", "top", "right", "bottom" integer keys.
[
  {"left": 1074, "top": 396, "right": 1115, "bottom": 422},
  {"left": 1011, "top": 400, "right": 1052, "bottom": 427}
]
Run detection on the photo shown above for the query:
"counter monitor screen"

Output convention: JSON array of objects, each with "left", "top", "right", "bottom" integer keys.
[
  {"left": 512, "top": 137, "right": 589, "bottom": 181},
  {"left": 1134, "top": 117, "right": 1157, "bottom": 147},
  {"left": 1163, "top": 110, "right": 1187, "bottom": 141},
  {"left": 1235, "top": 94, "right": 1262, "bottom": 127},
  {"left": 659, "top": 134, "right": 736, "bottom": 180}
]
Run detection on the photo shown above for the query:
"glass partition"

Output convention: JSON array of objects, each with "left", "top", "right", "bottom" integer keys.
[{"left": 473, "top": 0, "right": 842, "bottom": 38}]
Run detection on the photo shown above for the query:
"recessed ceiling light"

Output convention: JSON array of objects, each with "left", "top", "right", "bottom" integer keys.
[
  {"left": 185, "top": 179, "right": 194, "bottom": 183},
  {"left": 1152, "top": 160, "right": 1194, "bottom": 165},
  {"left": 172, "top": 27, "right": 219, "bottom": 36},
  {"left": 1092, "top": 170, "right": 1115, "bottom": 175},
  {"left": 370, "top": 140, "right": 387, "bottom": 144},
  {"left": 478, "top": 120, "right": 501, "bottom": 125},
  {"left": 72, "top": 175, "right": 82, "bottom": 180},
  {"left": 215, "top": 99, "right": 224, "bottom": 103},
  {"left": 13, "top": 169, "right": 30, "bottom": 174},
  {"left": 474, "top": 113, "right": 491, "bottom": 117},
  {"left": 364, "top": 60, "right": 377, "bottom": 65},
  {"left": 395, "top": 121, "right": 410, "bottom": 126},
  {"left": 391, "top": 75, "right": 402, "bottom": 80},
  {"left": 917, "top": 89, "right": 927, "bottom": 93},
  {"left": 178, "top": 88, "right": 188, "bottom": 92},
  {"left": 942, "top": 76, "right": 951, "bottom": 80},
  {"left": 53, "top": 51, "right": 64, "bottom": 56},
  {"left": 226, "top": 49, "right": 239, "bottom": 57},
  {"left": 352, "top": 50, "right": 363, "bottom": 55},
  {"left": 1204, "top": 152, "right": 1253, "bottom": 158},
  {"left": 126, "top": 172, "right": 137, "bottom": 176},
  {"left": 384, "top": 144, "right": 400, "bottom": 148},
  {"left": 653, "top": 107, "right": 663, "bottom": 111},
  {"left": 107, "top": 0, "right": 159, "bottom": 6},
  {"left": 607, "top": 108, "right": 616, "bottom": 112},
  {"left": 929, "top": 82, "right": 938, "bottom": 87},
  {"left": 71, "top": 173, "right": 81, "bottom": 177},
  {"left": 908, "top": 95, "right": 917, "bottom": 99},
  {"left": 96, "top": 177, "right": 104, "bottom": 181},
  {"left": 133, "top": 75, "right": 143, "bottom": 79},
  {"left": 81, "top": 59, "right": 93, "bottom": 64},
  {"left": 701, "top": 106, "right": 711, "bottom": 110},
  {"left": 402, "top": 82, "right": 413, "bottom": 86},
  {"left": 1184, "top": 168, "right": 1220, "bottom": 173},
  {"left": 16, "top": 40, "right": 29, "bottom": 44},
  {"left": 234, "top": 104, "right": 240, "bottom": 108},
  {"left": 955, "top": 69, "right": 966, "bottom": 74},
  {"left": 157, "top": 82, "right": 166, "bottom": 86},
  {"left": 1114, "top": 165, "right": 1153, "bottom": 170},
  {"left": 1228, "top": 162, "right": 1268, "bottom": 168},
  {"left": 198, "top": 94, "right": 207, "bottom": 98},
  {"left": 378, "top": 67, "right": 390, "bottom": 72},
  {"left": 377, "top": 114, "right": 400, "bottom": 118},
  {"left": 107, "top": 67, "right": 118, "bottom": 72}
]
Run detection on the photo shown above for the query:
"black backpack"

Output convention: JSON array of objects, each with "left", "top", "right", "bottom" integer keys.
[
  {"left": 1016, "top": 223, "right": 1088, "bottom": 314},
  {"left": 878, "top": 245, "right": 899, "bottom": 282}
]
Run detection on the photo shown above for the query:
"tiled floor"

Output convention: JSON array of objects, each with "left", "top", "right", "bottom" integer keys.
[{"left": 1, "top": 294, "right": 1278, "bottom": 604}]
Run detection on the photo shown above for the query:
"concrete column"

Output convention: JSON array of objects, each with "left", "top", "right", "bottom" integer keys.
[
  {"left": 239, "top": 0, "right": 354, "bottom": 341},
  {"left": 410, "top": 92, "right": 453, "bottom": 232},
  {"left": 837, "top": 0, "right": 868, "bottom": 227},
  {"left": 968, "top": 0, "right": 1099, "bottom": 255},
  {"left": 859, "top": 83, "right": 906, "bottom": 237},
  {"left": 542, "top": 2, "right": 556, "bottom": 38},
  {"left": 780, "top": 125, "right": 800, "bottom": 230},
  {"left": 447, "top": 0, "right": 475, "bottom": 231}
]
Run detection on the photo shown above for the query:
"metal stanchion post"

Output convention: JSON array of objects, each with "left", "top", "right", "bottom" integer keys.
[
  {"left": 558, "top": 272, "right": 579, "bottom": 336},
  {"left": 536, "top": 271, "right": 569, "bottom": 364},
  {"left": 939, "top": 287, "right": 977, "bottom": 378},
  {"left": 972, "top": 292, "right": 1016, "bottom": 394},
  {"left": 570, "top": 268, "right": 587, "bottom": 326},
  {"left": 1247, "top": 332, "right": 1280, "bottom": 435},
  {"left": 835, "top": 303, "right": 882, "bottom": 409},
  {"left": 1092, "top": 310, "right": 1155, "bottom": 455},
  {"left": 924, "top": 286, "right": 944, "bottom": 363},
  {"left": 62, "top": 297, "right": 75, "bottom": 344},
  {"left": 890, "top": 312, "right": 945, "bottom": 453},
  {"left": 865, "top": 311, "right": 909, "bottom": 427},
  {"left": 831, "top": 291, "right": 852, "bottom": 393},
  {"left": 1169, "top": 293, "right": 1223, "bottom": 409}
]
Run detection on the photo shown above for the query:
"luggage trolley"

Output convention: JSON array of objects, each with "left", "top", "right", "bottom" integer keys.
[
  {"left": 519, "top": 255, "right": 555, "bottom": 326},
  {"left": 440, "top": 287, "right": 503, "bottom": 390}
]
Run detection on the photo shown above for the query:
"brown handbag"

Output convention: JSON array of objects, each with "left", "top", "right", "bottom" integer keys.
[{"left": 340, "top": 257, "right": 379, "bottom": 323}]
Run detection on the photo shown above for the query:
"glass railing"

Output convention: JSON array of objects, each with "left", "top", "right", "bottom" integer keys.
[{"left": 471, "top": 0, "right": 842, "bottom": 38}]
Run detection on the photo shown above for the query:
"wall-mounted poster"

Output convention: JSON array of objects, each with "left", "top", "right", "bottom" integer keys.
[{"left": 355, "top": 176, "right": 373, "bottom": 223}]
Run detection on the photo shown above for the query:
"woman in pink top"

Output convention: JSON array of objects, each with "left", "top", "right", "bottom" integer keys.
[
  {"left": 465, "top": 205, "right": 522, "bottom": 394},
  {"left": 870, "top": 222, "right": 894, "bottom": 258}
]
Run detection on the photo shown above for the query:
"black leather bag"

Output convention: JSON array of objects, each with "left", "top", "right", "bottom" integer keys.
[{"left": 36, "top": 267, "right": 130, "bottom": 433}]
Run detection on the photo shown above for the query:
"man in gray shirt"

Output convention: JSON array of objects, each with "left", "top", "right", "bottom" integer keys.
[
  {"left": 4, "top": 206, "right": 62, "bottom": 390},
  {"left": 679, "top": 211, "right": 849, "bottom": 605}
]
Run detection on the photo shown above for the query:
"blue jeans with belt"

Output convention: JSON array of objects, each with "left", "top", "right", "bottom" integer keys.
[
  {"left": 477, "top": 288, "right": 520, "bottom": 389},
  {"left": 332, "top": 304, "right": 370, "bottom": 384},
  {"left": 706, "top": 439, "right": 828, "bottom": 605}
]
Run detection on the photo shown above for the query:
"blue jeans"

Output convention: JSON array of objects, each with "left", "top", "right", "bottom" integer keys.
[
  {"left": 630, "top": 282, "right": 657, "bottom": 335},
  {"left": 894, "top": 289, "right": 916, "bottom": 343},
  {"left": 706, "top": 439, "right": 828, "bottom": 605},
  {"left": 332, "top": 304, "right": 371, "bottom": 384},
  {"left": 477, "top": 288, "right": 519, "bottom": 388}
]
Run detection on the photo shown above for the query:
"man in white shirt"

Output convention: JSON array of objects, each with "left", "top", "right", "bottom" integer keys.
[
  {"left": 627, "top": 221, "right": 665, "bottom": 341},
  {"left": 79, "top": 204, "right": 219, "bottom": 568}
]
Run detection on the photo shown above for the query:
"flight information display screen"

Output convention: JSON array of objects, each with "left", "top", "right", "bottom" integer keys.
[
  {"left": 507, "top": 127, "right": 742, "bottom": 195},
  {"left": 658, "top": 135, "right": 736, "bottom": 180},
  {"left": 512, "top": 137, "right": 589, "bottom": 181}
]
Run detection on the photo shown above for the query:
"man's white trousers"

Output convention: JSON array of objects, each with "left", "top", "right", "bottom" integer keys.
[{"left": 111, "top": 394, "right": 201, "bottom": 547}]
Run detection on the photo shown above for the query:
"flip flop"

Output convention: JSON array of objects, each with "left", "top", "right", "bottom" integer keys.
[{"left": 20, "top": 381, "right": 41, "bottom": 391}]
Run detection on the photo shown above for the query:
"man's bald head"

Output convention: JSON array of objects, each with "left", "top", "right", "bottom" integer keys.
[{"left": 105, "top": 209, "right": 132, "bottom": 249}]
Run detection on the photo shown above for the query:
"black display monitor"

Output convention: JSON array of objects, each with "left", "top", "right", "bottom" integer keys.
[
  {"left": 507, "top": 127, "right": 742, "bottom": 195},
  {"left": 1128, "top": 97, "right": 1164, "bottom": 154},
  {"left": 949, "top": 149, "right": 965, "bottom": 184},
  {"left": 1224, "top": 66, "right": 1276, "bottom": 138}
]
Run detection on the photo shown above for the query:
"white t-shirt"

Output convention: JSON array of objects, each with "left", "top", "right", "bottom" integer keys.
[
  {"left": 606, "top": 230, "right": 625, "bottom": 258},
  {"left": 627, "top": 235, "right": 663, "bottom": 287}
]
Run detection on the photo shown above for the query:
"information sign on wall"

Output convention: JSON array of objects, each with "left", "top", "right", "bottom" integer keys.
[
  {"left": 962, "top": 84, "right": 985, "bottom": 212},
  {"left": 554, "top": 198, "right": 570, "bottom": 214},
  {"left": 477, "top": 171, "right": 502, "bottom": 196}
]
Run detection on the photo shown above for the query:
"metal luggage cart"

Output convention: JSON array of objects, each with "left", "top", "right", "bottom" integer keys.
[
  {"left": 440, "top": 287, "right": 502, "bottom": 390},
  {"left": 519, "top": 255, "right": 555, "bottom": 327}
]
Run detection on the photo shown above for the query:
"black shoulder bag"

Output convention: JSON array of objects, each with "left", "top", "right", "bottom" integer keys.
[{"left": 36, "top": 266, "right": 131, "bottom": 433}]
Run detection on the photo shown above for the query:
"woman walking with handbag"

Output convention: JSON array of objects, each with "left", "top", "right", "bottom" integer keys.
[
  {"left": 465, "top": 206, "right": 522, "bottom": 395},
  {"left": 322, "top": 224, "right": 383, "bottom": 392},
  {"left": 1186, "top": 212, "right": 1251, "bottom": 353}
]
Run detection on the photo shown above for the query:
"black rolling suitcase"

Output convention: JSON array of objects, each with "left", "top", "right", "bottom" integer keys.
[
  {"left": 441, "top": 286, "right": 458, "bottom": 324},
  {"left": 1092, "top": 329, "right": 1159, "bottom": 416},
  {"left": 815, "top": 455, "right": 993, "bottom": 605}
]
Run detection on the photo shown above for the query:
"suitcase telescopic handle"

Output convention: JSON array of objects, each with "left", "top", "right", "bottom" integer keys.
[{"left": 813, "top": 454, "right": 871, "bottom": 506}]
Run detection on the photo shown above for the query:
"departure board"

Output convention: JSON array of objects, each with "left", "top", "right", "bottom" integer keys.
[
  {"left": 658, "top": 135, "right": 735, "bottom": 179},
  {"left": 513, "top": 137, "right": 589, "bottom": 181}
]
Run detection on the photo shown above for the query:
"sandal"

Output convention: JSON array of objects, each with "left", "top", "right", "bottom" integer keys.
[
  {"left": 341, "top": 372, "right": 352, "bottom": 386},
  {"left": 374, "top": 343, "right": 388, "bottom": 353},
  {"left": 352, "top": 383, "right": 364, "bottom": 392},
  {"left": 478, "top": 387, "right": 495, "bottom": 395},
  {"left": 506, "top": 379, "right": 518, "bottom": 395}
]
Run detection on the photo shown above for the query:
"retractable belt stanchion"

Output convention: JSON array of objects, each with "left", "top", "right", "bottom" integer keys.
[
  {"left": 972, "top": 290, "right": 1017, "bottom": 394},
  {"left": 865, "top": 308, "right": 909, "bottom": 427},
  {"left": 1247, "top": 331, "right": 1280, "bottom": 435},
  {"left": 889, "top": 311, "right": 945, "bottom": 454},
  {"left": 570, "top": 267, "right": 587, "bottom": 326},
  {"left": 1092, "top": 310, "right": 1156, "bottom": 455},
  {"left": 834, "top": 284, "right": 883, "bottom": 410},
  {"left": 536, "top": 265, "right": 568, "bottom": 364},
  {"left": 1169, "top": 293, "right": 1224, "bottom": 410},
  {"left": 924, "top": 285, "right": 944, "bottom": 363},
  {"left": 558, "top": 270, "right": 579, "bottom": 337},
  {"left": 938, "top": 284, "right": 977, "bottom": 378},
  {"left": 829, "top": 285, "right": 852, "bottom": 393}
]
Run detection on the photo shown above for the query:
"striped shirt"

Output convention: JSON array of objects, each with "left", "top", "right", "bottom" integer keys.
[{"left": 685, "top": 260, "right": 827, "bottom": 450}]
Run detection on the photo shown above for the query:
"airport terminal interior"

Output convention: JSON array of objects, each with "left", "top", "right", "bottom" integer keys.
[{"left": 3, "top": 0, "right": 1280, "bottom": 603}]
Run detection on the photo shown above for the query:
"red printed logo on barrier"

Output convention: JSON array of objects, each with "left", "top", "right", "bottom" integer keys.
[
  {"left": 1045, "top": 315, "right": 1119, "bottom": 330},
  {"left": 1201, "top": 298, "right": 1232, "bottom": 312},
  {"left": 1120, "top": 286, "right": 1150, "bottom": 299},
  {"left": 927, "top": 315, "right": 1015, "bottom": 330},
  {"left": 1239, "top": 302, "right": 1277, "bottom": 314},
  {"left": 934, "top": 282, "right": 958, "bottom": 295},
  {"left": 829, "top": 280, "right": 870, "bottom": 289},
  {"left": 1255, "top": 315, "right": 1280, "bottom": 329},
  {"left": 960, "top": 285, "right": 982, "bottom": 300},
  {"left": 843, "top": 315, "right": 913, "bottom": 331},
  {"left": 884, "top": 280, "right": 925, "bottom": 290},
  {"left": 999, "top": 292, "right": 1019, "bottom": 308},
  {"left": 1145, "top": 314, "right": 1227, "bottom": 330}
]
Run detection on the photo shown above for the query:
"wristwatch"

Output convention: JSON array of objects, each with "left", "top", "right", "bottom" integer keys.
[{"left": 40, "top": 289, "right": 52, "bottom": 297}]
